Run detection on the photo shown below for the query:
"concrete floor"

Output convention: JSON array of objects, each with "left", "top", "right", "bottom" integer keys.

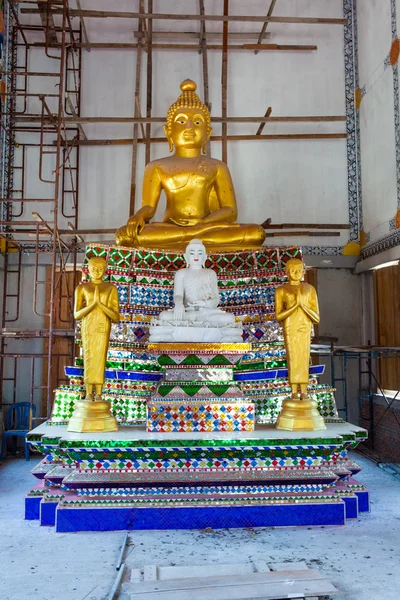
[{"left": 0, "top": 451, "right": 399, "bottom": 600}]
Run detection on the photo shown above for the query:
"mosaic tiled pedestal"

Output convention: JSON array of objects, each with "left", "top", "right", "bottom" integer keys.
[
  {"left": 26, "top": 421, "right": 369, "bottom": 532},
  {"left": 147, "top": 343, "right": 255, "bottom": 433},
  {"left": 25, "top": 243, "right": 370, "bottom": 532},
  {"left": 50, "top": 244, "right": 338, "bottom": 429}
]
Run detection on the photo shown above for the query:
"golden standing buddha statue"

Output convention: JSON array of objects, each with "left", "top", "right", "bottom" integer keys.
[
  {"left": 274, "top": 258, "right": 326, "bottom": 431},
  {"left": 115, "top": 79, "right": 266, "bottom": 251},
  {"left": 67, "top": 257, "right": 119, "bottom": 433}
]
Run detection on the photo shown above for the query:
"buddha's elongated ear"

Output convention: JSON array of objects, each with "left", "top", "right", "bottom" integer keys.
[
  {"left": 164, "top": 125, "right": 174, "bottom": 153},
  {"left": 202, "top": 127, "right": 212, "bottom": 155}
]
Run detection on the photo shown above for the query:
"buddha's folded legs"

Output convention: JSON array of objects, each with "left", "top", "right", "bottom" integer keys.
[
  {"left": 194, "top": 309, "right": 235, "bottom": 325},
  {"left": 157, "top": 308, "right": 234, "bottom": 325},
  {"left": 115, "top": 221, "right": 265, "bottom": 250}
]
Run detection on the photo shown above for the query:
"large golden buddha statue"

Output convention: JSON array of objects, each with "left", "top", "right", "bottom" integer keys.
[{"left": 115, "top": 79, "right": 266, "bottom": 251}]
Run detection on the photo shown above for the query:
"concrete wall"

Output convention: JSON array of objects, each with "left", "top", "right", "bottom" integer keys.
[
  {"left": 318, "top": 268, "right": 362, "bottom": 345},
  {"left": 315, "top": 268, "right": 363, "bottom": 423}
]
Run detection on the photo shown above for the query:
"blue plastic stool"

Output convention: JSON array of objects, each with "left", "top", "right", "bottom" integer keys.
[{"left": 0, "top": 402, "right": 36, "bottom": 461}]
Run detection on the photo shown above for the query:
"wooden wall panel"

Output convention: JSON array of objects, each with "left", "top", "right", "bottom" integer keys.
[
  {"left": 374, "top": 265, "right": 400, "bottom": 390},
  {"left": 42, "top": 268, "right": 81, "bottom": 416}
]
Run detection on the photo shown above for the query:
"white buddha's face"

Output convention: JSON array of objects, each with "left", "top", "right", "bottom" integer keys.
[{"left": 185, "top": 242, "right": 206, "bottom": 270}]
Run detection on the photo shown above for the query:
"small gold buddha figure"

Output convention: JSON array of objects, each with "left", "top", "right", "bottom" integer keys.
[
  {"left": 68, "top": 257, "right": 119, "bottom": 432},
  {"left": 274, "top": 258, "right": 326, "bottom": 431},
  {"left": 75, "top": 257, "right": 119, "bottom": 401},
  {"left": 115, "top": 79, "right": 266, "bottom": 251}
]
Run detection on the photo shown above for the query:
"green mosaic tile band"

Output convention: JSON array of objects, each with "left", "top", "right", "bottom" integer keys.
[
  {"left": 51, "top": 385, "right": 337, "bottom": 425},
  {"left": 83, "top": 244, "right": 302, "bottom": 275},
  {"left": 51, "top": 391, "right": 147, "bottom": 423},
  {"left": 39, "top": 433, "right": 358, "bottom": 448},
  {"left": 65, "top": 445, "right": 336, "bottom": 461},
  {"left": 156, "top": 382, "right": 240, "bottom": 398}
]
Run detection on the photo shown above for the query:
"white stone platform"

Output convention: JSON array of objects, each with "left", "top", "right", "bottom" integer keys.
[
  {"left": 28, "top": 420, "right": 366, "bottom": 443},
  {"left": 149, "top": 325, "right": 242, "bottom": 343}
]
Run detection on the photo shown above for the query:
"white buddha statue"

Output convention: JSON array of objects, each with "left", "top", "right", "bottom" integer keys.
[{"left": 149, "top": 239, "right": 243, "bottom": 343}]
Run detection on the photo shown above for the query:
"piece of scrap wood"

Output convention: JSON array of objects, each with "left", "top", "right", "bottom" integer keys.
[{"left": 124, "top": 569, "right": 338, "bottom": 599}]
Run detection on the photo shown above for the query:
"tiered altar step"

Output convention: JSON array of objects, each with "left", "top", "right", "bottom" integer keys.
[{"left": 26, "top": 421, "right": 369, "bottom": 532}]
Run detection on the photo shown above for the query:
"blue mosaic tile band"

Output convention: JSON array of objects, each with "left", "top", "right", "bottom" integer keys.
[
  {"left": 55, "top": 503, "right": 346, "bottom": 532},
  {"left": 236, "top": 365, "right": 325, "bottom": 381},
  {"left": 234, "top": 369, "right": 278, "bottom": 381},
  {"left": 75, "top": 483, "right": 327, "bottom": 496},
  {"left": 65, "top": 366, "right": 163, "bottom": 382}
]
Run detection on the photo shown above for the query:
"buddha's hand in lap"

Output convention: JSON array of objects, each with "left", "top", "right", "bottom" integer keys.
[
  {"left": 173, "top": 218, "right": 201, "bottom": 227},
  {"left": 191, "top": 299, "right": 217, "bottom": 309},
  {"left": 173, "top": 302, "right": 185, "bottom": 322},
  {"left": 127, "top": 215, "right": 145, "bottom": 240},
  {"left": 188, "top": 300, "right": 206, "bottom": 310}
]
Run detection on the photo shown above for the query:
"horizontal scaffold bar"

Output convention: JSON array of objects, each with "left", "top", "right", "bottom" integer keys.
[
  {"left": 54, "top": 133, "right": 348, "bottom": 145},
  {"left": 20, "top": 9, "right": 348, "bottom": 26},
  {"left": 13, "top": 115, "right": 347, "bottom": 123}
]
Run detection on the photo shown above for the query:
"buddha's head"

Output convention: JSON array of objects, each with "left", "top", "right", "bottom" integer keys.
[
  {"left": 184, "top": 239, "right": 207, "bottom": 270},
  {"left": 165, "top": 80, "right": 212, "bottom": 154},
  {"left": 285, "top": 258, "right": 305, "bottom": 284},
  {"left": 88, "top": 257, "right": 107, "bottom": 282}
]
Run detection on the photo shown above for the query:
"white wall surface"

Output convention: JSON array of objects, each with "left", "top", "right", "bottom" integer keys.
[
  {"left": 358, "top": 0, "right": 399, "bottom": 242},
  {"left": 13, "top": 0, "right": 350, "bottom": 248}
]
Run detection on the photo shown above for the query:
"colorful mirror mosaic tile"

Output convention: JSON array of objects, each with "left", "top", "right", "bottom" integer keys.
[{"left": 25, "top": 244, "right": 369, "bottom": 532}]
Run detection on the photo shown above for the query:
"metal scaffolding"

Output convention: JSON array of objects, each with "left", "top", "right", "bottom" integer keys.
[
  {"left": 0, "top": 0, "right": 351, "bottom": 420},
  {"left": 331, "top": 346, "right": 400, "bottom": 451},
  {"left": 1, "top": 0, "right": 81, "bottom": 419}
]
